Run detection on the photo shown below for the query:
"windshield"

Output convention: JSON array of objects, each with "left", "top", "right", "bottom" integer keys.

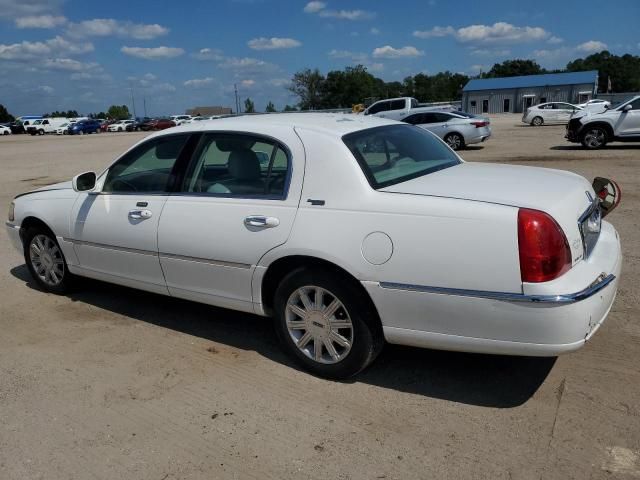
[{"left": 343, "top": 124, "right": 461, "bottom": 189}]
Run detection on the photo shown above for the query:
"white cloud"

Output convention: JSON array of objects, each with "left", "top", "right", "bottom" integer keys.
[
  {"left": 548, "top": 36, "right": 563, "bottom": 44},
  {"left": 241, "top": 79, "right": 256, "bottom": 88},
  {"left": 121, "top": 46, "right": 184, "bottom": 60},
  {"left": 414, "top": 22, "right": 550, "bottom": 44},
  {"left": 469, "top": 48, "right": 510, "bottom": 56},
  {"left": 248, "top": 37, "right": 301, "bottom": 50},
  {"left": 38, "top": 85, "right": 54, "bottom": 94},
  {"left": 184, "top": 77, "right": 215, "bottom": 88},
  {"left": 0, "top": 0, "right": 63, "bottom": 20},
  {"left": 370, "top": 27, "right": 380, "bottom": 35},
  {"left": 43, "top": 58, "right": 100, "bottom": 72},
  {"left": 67, "top": 19, "right": 169, "bottom": 40},
  {"left": 304, "top": 1, "right": 374, "bottom": 20},
  {"left": 15, "top": 15, "right": 67, "bottom": 28},
  {"left": 319, "top": 9, "right": 375, "bottom": 20},
  {"left": 372, "top": 45, "right": 424, "bottom": 59},
  {"left": 191, "top": 48, "right": 224, "bottom": 60},
  {"left": 218, "top": 57, "right": 276, "bottom": 74},
  {"left": 368, "top": 62, "right": 384, "bottom": 72},
  {"left": 0, "top": 36, "right": 93, "bottom": 61},
  {"left": 576, "top": 40, "right": 607, "bottom": 53},
  {"left": 413, "top": 26, "right": 455, "bottom": 38},
  {"left": 303, "top": 1, "right": 326, "bottom": 13},
  {"left": 328, "top": 49, "right": 367, "bottom": 62}
]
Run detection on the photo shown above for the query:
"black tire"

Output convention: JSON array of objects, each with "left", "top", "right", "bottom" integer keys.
[
  {"left": 444, "top": 132, "right": 464, "bottom": 151},
  {"left": 23, "top": 226, "right": 75, "bottom": 294},
  {"left": 580, "top": 126, "right": 608, "bottom": 149},
  {"left": 38, "top": 129, "right": 45, "bottom": 135},
  {"left": 273, "top": 267, "right": 383, "bottom": 379},
  {"left": 531, "top": 116, "right": 543, "bottom": 126}
]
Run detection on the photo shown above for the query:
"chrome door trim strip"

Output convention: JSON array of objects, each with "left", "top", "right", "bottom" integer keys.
[
  {"left": 63, "top": 238, "right": 157, "bottom": 256},
  {"left": 158, "top": 252, "right": 251, "bottom": 269},
  {"left": 379, "top": 274, "right": 615, "bottom": 304},
  {"left": 64, "top": 237, "right": 251, "bottom": 269}
]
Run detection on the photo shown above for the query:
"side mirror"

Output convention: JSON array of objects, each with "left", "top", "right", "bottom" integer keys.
[
  {"left": 592, "top": 177, "right": 622, "bottom": 218},
  {"left": 623, "top": 104, "right": 632, "bottom": 112},
  {"left": 72, "top": 171, "right": 97, "bottom": 192}
]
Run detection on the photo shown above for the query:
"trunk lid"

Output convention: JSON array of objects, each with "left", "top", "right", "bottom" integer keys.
[{"left": 381, "top": 162, "right": 596, "bottom": 265}]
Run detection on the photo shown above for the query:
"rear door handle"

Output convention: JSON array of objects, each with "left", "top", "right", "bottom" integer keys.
[
  {"left": 244, "top": 215, "right": 279, "bottom": 228},
  {"left": 129, "top": 209, "right": 153, "bottom": 220}
]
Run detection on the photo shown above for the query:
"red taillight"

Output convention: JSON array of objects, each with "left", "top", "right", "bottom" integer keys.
[
  {"left": 471, "top": 121, "right": 487, "bottom": 128},
  {"left": 517, "top": 209, "right": 571, "bottom": 283}
]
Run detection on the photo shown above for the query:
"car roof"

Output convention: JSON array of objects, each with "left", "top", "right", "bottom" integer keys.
[{"left": 146, "top": 113, "right": 399, "bottom": 139}]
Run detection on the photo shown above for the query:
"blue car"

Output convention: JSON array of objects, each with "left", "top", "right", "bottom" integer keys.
[{"left": 68, "top": 120, "right": 101, "bottom": 135}]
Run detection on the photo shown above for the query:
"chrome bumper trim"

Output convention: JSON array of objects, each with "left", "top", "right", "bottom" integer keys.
[{"left": 379, "top": 274, "right": 616, "bottom": 304}]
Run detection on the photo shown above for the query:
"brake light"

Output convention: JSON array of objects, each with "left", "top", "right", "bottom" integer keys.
[
  {"left": 517, "top": 209, "right": 571, "bottom": 283},
  {"left": 471, "top": 121, "right": 487, "bottom": 128}
]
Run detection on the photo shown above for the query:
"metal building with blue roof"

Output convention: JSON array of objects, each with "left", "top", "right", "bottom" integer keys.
[{"left": 461, "top": 70, "right": 598, "bottom": 114}]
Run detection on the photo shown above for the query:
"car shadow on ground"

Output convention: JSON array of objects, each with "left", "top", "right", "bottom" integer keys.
[
  {"left": 461, "top": 145, "right": 484, "bottom": 151},
  {"left": 10, "top": 264, "right": 555, "bottom": 409},
  {"left": 550, "top": 145, "right": 640, "bottom": 151}
]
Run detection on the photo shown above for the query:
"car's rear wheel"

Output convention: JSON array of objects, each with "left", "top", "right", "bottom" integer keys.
[
  {"left": 274, "top": 267, "right": 383, "bottom": 379},
  {"left": 23, "top": 227, "right": 74, "bottom": 294},
  {"left": 444, "top": 132, "right": 464, "bottom": 150},
  {"left": 581, "top": 126, "right": 608, "bottom": 149},
  {"left": 531, "top": 116, "right": 543, "bottom": 126}
]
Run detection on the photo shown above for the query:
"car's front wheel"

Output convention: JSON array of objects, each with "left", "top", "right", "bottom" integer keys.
[
  {"left": 274, "top": 267, "right": 383, "bottom": 379},
  {"left": 581, "top": 126, "right": 608, "bottom": 149},
  {"left": 444, "top": 132, "right": 464, "bottom": 150},
  {"left": 23, "top": 227, "right": 74, "bottom": 294}
]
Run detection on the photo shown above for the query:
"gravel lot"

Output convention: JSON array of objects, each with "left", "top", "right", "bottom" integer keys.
[{"left": 1, "top": 117, "right": 639, "bottom": 480}]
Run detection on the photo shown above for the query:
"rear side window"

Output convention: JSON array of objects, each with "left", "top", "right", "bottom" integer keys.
[
  {"left": 343, "top": 125, "right": 461, "bottom": 189},
  {"left": 367, "top": 101, "right": 390, "bottom": 114},
  {"left": 390, "top": 99, "right": 406, "bottom": 110},
  {"left": 181, "top": 133, "right": 290, "bottom": 198}
]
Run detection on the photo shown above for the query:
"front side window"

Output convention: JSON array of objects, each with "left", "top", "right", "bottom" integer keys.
[
  {"left": 343, "top": 125, "right": 461, "bottom": 189},
  {"left": 182, "top": 133, "right": 289, "bottom": 198},
  {"left": 368, "top": 101, "right": 390, "bottom": 114},
  {"left": 628, "top": 98, "right": 640, "bottom": 110},
  {"left": 103, "top": 134, "right": 189, "bottom": 193},
  {"left": 390, "top": 99, "right": 406, "bottom": 110}
]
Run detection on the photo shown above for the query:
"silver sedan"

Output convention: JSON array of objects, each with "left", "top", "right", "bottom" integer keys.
[
  {"left": 522, "top": 102, "right": 582, "bottom": 126},
  {"left": 401, "top": 110, "right": 491, "bottom": 150}
]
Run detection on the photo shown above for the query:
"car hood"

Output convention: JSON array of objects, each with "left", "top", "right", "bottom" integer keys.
[{"left": 381, "top": 162, "right": 594, "bottom": 243}]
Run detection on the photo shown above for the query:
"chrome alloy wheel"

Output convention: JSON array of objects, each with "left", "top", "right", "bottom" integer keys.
[
  {"left": 446, "top": 134, "right": 462, "bottom": 150},
  {"left": 583, "top": 128, "right": 606, "bottom": 148},
  {"left": 29, "top": 234, "right": 64, "bottom": 286},
  {"left": 285, "top": 286, "right": 354, "bottom": 364}
]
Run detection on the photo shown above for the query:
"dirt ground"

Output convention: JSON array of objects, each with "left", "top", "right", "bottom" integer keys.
[{"left": 1, "top": 117, "right": 639, "bottom": 480}]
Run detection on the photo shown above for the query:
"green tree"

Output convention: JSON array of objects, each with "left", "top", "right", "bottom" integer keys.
[
  {"left": 485, "top": 59, "right": 546, "bottom": 78},
  {"left": 0, "top": 104, "right": 15, "bottom": 122},
  {"left": 244, "top": 98, "right": 255, "bottom": 113},
  {"left": 107, "top": 105, "right": 131, "bottom": 120},
  {"left": 282, "top": 104, "right": 298, "bottom": 112},
  {"left": 566, "top": 51, "right": 640, "bottom": 93},
  {"left": 88, "top": 112, "right": 107, "bottom": 119},
  {"left": 265, "top": 101, "right": 276, "bottom": 112},
  {"left": 287, "top": 68, "right": 326, "bottom": 110},
  {"left": 322, "top": 65, "right": 382, "bottom": 108}
]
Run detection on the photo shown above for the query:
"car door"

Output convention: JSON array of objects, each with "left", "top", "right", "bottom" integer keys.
[
  {"left": 69, "top": 133, "right": 194, "bottom": 294},
  {"left": 415, "top": 113, "right": 446, "bottom": 138},
  {"left": 157, "top": 128, "right": 305, "bottom": 313},
  {"left": 555, "top": 103, "right": 574, "bottom": 122},
  {"left": 616, "top": 98, "right": 640, "bottom": 136}
]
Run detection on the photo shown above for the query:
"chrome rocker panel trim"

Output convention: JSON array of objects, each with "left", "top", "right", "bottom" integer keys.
[{"left": 379, "top": 274, "right": 615, "bottom": 304}]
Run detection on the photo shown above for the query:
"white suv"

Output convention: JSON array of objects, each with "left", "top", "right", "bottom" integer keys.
[{"left": 566, "top": 96, "right": 640, "bottom": 149}]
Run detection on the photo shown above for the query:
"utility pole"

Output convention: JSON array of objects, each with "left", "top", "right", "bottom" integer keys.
[
  {"left": 143, "top": 96, "right": 147, "bottom": 118},
  {"left": 234, "top": 83, "right": 239, "bottom": 114},
  {"left": 129, "top": 84, "right": 137, "bottom": 120}
]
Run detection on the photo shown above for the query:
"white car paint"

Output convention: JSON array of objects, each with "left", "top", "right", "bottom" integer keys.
[
  {"left": 107, "top": 120, "right": 134, "bottom": 132},
  {"left": 0, "top": 125, "right": 11, "bottom": 135},
  {"left": 522, "top": 102, "right": 582, "bottom": 126},
  {"left": 6, "top": 113, "right": 622, "bottom": 369}
]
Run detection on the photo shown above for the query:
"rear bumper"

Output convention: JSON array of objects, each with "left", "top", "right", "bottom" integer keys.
[
  {"left": 465, "top": 127, "right": 491, "bottom": 145},
  {"left": 363, "top": 223, "right": 622, "bottom": 357}
]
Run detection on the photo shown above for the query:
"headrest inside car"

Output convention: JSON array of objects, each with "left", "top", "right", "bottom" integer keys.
[
  {"left": 155, "top": 137, "right": 185, "bottom": 159},
  {"left": 217, "top": 137, "right": 256, "bottom": 152}
]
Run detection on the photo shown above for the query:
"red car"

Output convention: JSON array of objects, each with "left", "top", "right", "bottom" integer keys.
[{"left": 140, "top": 119, "right": 176, "bottom": 131}]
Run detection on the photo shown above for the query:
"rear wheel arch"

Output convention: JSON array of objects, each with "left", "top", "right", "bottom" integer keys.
[{"left": 260, "top": 255, "right": 382, "bottom": 330}]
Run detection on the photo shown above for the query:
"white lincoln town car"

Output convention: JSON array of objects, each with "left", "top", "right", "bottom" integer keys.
[{"left": 6, "top": 114, "right": 622, "bottom": 379}]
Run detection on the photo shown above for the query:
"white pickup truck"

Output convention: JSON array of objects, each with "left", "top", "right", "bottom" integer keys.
[{"left": 363, "top": 97, "right": 455, "bottom": 121}]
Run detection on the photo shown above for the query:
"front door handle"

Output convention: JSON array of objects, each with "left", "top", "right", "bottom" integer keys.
[
  {"left": 244, "top": 215, "right": 279, "bottom": 228},
  {"left": 129, "top": 209, "right": 153, "bottom": 220}
]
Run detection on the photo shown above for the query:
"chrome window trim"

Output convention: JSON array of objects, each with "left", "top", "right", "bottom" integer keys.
[{"left": 379, "top": 273, "right": 615, "bottom": 304}]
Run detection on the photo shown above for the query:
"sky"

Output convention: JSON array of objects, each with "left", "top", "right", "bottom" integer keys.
[{"left": 1, "top": 0, "right": 639, "bottom": 116}]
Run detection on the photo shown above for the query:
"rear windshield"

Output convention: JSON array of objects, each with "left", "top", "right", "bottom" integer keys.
[{"left": 343, "top": 124, "right": 461, "bottom": 189}]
